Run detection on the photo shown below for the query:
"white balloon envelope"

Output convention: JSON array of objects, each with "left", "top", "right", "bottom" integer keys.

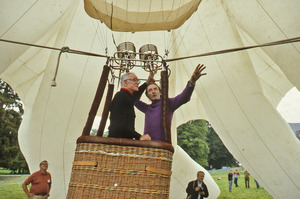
[
  {"left": 84, "top": 0, "right": 202, "bottom": 32},
  {"left": 1, "top": 0, "right": 300, "bottom": 199}
]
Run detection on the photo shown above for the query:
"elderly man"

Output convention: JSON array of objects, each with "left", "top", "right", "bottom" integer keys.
[
  {"left": 134, "top": 64, "right": 206, "bottom": 141},
  {"left": 108, "top": 72, "right": 153, "bottom": 140},
  {"left": 186, "top": 171, "right": 209, "bottom": 199},
  {"left": 22, "top": 160, "right": 51, "bottom": 199}
]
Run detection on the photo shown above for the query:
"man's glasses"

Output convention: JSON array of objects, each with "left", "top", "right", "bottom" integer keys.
[{"left": 126, "top": 78, "right": 140, "bottom": 83}]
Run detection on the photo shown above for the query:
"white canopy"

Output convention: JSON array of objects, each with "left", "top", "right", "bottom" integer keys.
[
  {"left": 1, "top": 0, "right": 300, "bottom": 198},
  {"left": 84, "top": 0, "right": 202, "bottom": 32}
]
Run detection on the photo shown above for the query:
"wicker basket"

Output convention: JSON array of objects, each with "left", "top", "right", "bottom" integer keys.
[{"left": 67, "top": 136, "right": 174, "bottom": 199}]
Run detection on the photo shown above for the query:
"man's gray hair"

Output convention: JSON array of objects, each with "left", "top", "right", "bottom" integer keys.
[{"left": 120, "top": 72, "right": 135, "bottom": 87}]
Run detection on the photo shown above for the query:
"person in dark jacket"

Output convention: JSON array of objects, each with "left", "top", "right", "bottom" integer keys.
[
  {"left": 228, "top": 169, "right": 233, "bottom": 192},
  {"left": 186, "top": 171, "right": 209, "bottom": 199},
  {"left": 108, "top": 72, "right": 153, "bottom": 140}
]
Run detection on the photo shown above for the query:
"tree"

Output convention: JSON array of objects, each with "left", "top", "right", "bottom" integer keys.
[
  {"left": 0, "top": 80, "right": 23, "bottom": 114},
  {"left": 207, "top": 124, "right": 237, "bottom": 169},
  {"left": 177, "top": 120, "right": 210, "bottom": 168},
  {"left": 296, "top": 130, "right": 300, "bottom": 140},
  {"left": 90, "top": 129, "right": 108, "bottom": 137},
  {"left": 177, "top": 119, "right": 237, "bottom": 170},
  {"left": 0, "top": 79, "right": 28, "bottom": 173}
]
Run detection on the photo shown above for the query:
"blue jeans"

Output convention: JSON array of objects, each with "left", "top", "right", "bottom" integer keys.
[
  {"left": 234, "top": 178, "right": 239, "bottom": 187},
  {"left": 229, "top": 180, "right": 233, "bottom": 192}
]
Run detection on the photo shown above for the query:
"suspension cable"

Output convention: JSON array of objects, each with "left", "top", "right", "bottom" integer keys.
[
  {"left": 0, "top": 38, "right": 108, "bottom": 58},
  {"left": 1, "top": 37, "right": 299, "bottom": 64},
  {"left": 166, "top": 36, "right": 300, "bottom": 62}
]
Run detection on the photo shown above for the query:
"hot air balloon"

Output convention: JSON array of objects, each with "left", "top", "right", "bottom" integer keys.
[
  {"left": 0, "top": 0, "right": 300, "bottom": 198},
  {"left": 84, "top": 0, "right": 202, "bottom": 32}
]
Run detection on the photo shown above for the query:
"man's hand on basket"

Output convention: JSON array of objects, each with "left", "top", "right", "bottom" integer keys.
[{"left": 140, "top": 134, "right": 151, "bottom": 141}]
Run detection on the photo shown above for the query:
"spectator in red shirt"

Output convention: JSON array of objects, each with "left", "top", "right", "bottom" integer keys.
[
  {"left": 233, "top": 169, "right": 240, "bottom": 187},
  {"left": 22, "top": 160, "right": 51, "bottom": 198}
]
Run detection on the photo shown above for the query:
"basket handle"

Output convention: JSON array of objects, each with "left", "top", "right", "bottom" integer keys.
[
  {"left": 73, "top": 161, "right": 97, "bottom": 166},
  {"left": 145, "top": 166, "right": 172, "bottom": 176}
]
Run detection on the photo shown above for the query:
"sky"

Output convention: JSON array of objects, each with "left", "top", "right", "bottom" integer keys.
[{"left": 277, "top": 87, "right": 300, "bottom": 123}]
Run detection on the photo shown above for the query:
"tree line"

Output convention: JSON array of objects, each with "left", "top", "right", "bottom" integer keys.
[
  {"left": 0, "top": 79, "right": 28, "bottom": 173},
  {"left": 177, "top": 119, "right": 237, "bottom": 169}
]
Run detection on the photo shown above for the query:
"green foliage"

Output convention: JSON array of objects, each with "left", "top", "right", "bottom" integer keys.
[
  {"left": 0, "top": 80, "right": 23, "bottom": 114},
  {"left": 177, "top": 120, "right": 210, "bottom": 167},
  {"left": 90, "top": 129, "right": 97, "bottom": 136},
  {"left": 90, "top": 129, "right": 108, "bottom": 137},
  {"left": 207, "top": 126, "right": 237, "bottom": 169},
  {"left": 0, "top": 79, "right": 28, "bottom": 173},
  {"left": 296, "top": 130, "right": 300, "bottom": 140},
  {"left": 177, "top": 120, "right": 237, "bottom": 169}
]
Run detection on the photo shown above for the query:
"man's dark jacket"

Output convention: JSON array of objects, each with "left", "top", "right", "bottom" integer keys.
[
  {"left": 108, "top": 83, "right": 147, "bottom": 139},
  {"left": 186, "top": 179, "right": 209, "bottom": 199}
]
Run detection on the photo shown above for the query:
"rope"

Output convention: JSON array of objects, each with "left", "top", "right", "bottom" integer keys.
[
  {"left": 1, "top": 37, "right": 299, "bottom": 64},
  {"left": 51, "top": 48, "right": 69, "bottom": 87},
  {"left": 110, "top": 3, "right": 118, "bottom": 49},
  {"left": 0, "top": 38, "right": 108, "bottom": 58},
  {"left": 166, "top": 36, "right": 300, "bottom": 62}
]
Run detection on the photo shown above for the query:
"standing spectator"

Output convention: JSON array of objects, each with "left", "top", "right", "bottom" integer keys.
[
  {"left": 186, "top": 171, "right": 209, "bottom": 199},
  {"left": 244, "top": 170, "right": 250, "bottom": 188},
  {"left": 233, "top": 169, "right": 240, "bottom": 187},
  {"left": 228, "top": 169, "right": 233, "bottom": 192},
  {"left": 22, "top": 160, "right": 51, "bottom": 198}
]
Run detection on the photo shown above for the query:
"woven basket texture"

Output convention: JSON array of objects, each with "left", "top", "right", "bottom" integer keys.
[{"left": 67, "top": 142, "right": 173, "bottom": 198}]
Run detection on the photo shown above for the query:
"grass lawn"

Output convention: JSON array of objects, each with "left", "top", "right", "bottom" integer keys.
[
  {"left": 0, "top": 168, "right": 273, "bottom": 198},
  {"left": 0, "top": 168, "right": 28, "bottom": 199},
  {"left": 210, "top": 171, "right": 273, "bottom": 199},
  {"left": 0, "top": 184, "right": 26, "bottom": 199}
]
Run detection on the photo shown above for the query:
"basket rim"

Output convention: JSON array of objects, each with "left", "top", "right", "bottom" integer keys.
[{"left": 77, "top": 136, "right": 174, "bottom": 153}]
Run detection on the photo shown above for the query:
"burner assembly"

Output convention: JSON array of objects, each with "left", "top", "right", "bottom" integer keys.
[{"left": 110, "top": 42, "right": 164, "bottom": 74}]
